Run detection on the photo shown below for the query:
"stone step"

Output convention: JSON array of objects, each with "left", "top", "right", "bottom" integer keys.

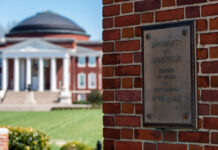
[{"left": 2, "top": 91, "right": 60, "bottom": 105}]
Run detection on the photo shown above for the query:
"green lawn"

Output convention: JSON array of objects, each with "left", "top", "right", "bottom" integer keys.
[{"left": 0, "top": 109, "right": 103, "bottom": 149}]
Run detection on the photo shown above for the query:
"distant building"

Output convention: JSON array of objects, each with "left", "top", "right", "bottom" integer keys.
[{"left": 0, "top": 11, "right": 102, "bottom": 104}]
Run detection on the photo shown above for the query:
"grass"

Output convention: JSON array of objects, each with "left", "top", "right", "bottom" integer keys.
[{"left": 0, "top": 108, "right": 103, "bottom": 149}]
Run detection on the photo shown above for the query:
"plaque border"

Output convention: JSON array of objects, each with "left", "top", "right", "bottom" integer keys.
[{"left": 141, "top": 21, "right": 196, "bottom": 128}]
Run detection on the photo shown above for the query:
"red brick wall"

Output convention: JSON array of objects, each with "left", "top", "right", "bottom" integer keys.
[
  {"left": 6, "top": 33, "right": 90, "bottom": 41},
  {"left": 102, "top": 0, "right": 218, "bottom": 150},
  {"left": 71, "top": 57, "right": 102, "bottom": 101},
  {"left": 0, "top": 128, "right": 9, "bottom": 150}
]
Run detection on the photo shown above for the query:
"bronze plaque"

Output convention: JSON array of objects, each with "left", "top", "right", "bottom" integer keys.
[{"left": 142, "top": 21, "right": 196, "bottom": 128}]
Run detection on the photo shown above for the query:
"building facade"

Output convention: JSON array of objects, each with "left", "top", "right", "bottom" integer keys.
[{"left": 0, "top": 11, "right": 102, "bottom": 104}]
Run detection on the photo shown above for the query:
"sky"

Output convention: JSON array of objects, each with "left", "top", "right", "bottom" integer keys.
[{"left": 0, "top": 0, "right": 103, "bottom": 40}]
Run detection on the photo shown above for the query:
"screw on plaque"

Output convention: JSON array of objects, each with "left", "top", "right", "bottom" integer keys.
[
  {"left": 183, "top": 113, "right": 188, "bottom": 120},
  {"left": 182, "top": 30, "right": 187, "bottom": 36},
  {"left": 146, "top": 33, "right": 151, "bottom": 40},
  {"left": 147, "top": 114, "right": 152, "bottom": 119}
]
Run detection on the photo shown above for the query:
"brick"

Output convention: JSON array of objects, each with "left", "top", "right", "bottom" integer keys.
[
  {"left": 201, "top": 33, "right": 218, "bottom": 44},
  {"left": 103, "top": 42, "right": 114, "bottom": 52},
  {"left": 186, "top": 6, "right": 200, "bottom": 18},
  {"left": 162, "top": 0, "right": 175, "bottom": 7},
  {"left": 135, "top": 27, "right": 142, "bottom": 37},
  {"left": 134, "top": 52, "right": 142, "bottom": 63},
  {"left": 198, "top": 118, "right": 203, "bottom": 129},
  {"left": 179, "top": 131, "right": 209, "bottom": 143},
  {"left": 116, "top": 90, "right": 141, "bottom": 101},
  {"left": 198, "top": 104, "right": 209, "bottom": 115},
  {"left": 196, "top": 19, "right": 207, "bottom": 31},
  {"left": 121, "top": 3, "right": 133, "bottom": 14},
  {"left": 103, "top": 67, "right": 114, "bottom": 77},
  {"left": 103, "top": 79, "right": 120, "bottom": 89},
  {"left": 156, "top": 8, "right": 184, "bottom": 22},
  {"left": 122, "top": 28, "right": 134, "bottom": 38},
  {"left": 144, "top": 143, "right": 156, "bottom": 150},
  {"left": 120, "top": 53, "right": 133, "bottom": 64},
  {"left": 104, "top": 140, "right": 114, "bottom": 150},
  {"left": 141, "top": 12, "right": 154, "bottom": 23},
  {"left": 204, "top": 117, "right": 218, "bottom": 129},
  {"left": 103, "top": 116, "right": 114, "bottom": 126},
  {"left": 115, "top": 40, "right": 140, "bottom": 52},
  {"left": 177, "top": 0, "right": 206, "bottom": 5},
  {"left": 103, "top": 103, "right": 120, "bottom": 114},
  {"left": 210, "top": 17, "right": 218, "bottom": 30},
  {"left": 122, "top": 103, "right": 134, "bottom": 113},
  {"left": 115, "top": 65, "right": 140, "bottom": 76},
  {"left": 115, "top": 116, "right": 141, "bottom": 127},
  {"left": 197, "top": 48, "right": 208, "bottom": 60},
  {"left": 103, "top": 54, "right": 120, "bottom": 65},
  {"left": 210, "top": 47, "right": 218, "bottom": 58},
  {"left": 164, "top": 131, "right": 177, "bottom": 141},
  {"left": 122, "top": 78, "right": 133, "bottom": 88},
  {"left": 103, "top": 91, "right": 114, "bottom": 101},
  {"left": 202, "top": 3, "right": 218, "bottom": 16},
  {"left": 134, "top": 78, "right": 142, "bottom": 88},
  {"left": 158, "top": 143, "right": 187, "bottom": 150},
  {"left": 116, "top": 141, "right": 142, "bottom": 150},
  {"left": 202, "top": 90, "right": 218, "bottom": 102},
  {"left": 135, "top": 129, "right": 162, "bottom": 141},
  {"left": 103, "top": 29, "right": 120, "bottom": 41},
  {"left": 212, "top": 132, "right": 218, "bottom": 144},
  {"left": 121, "top": 129, "right": 133, "bottom": 139},
  {"left": 205, "top": 146, "right": 218, "bottom": 150},
  {"left": 103, "top": 18, "right": 113, "bottom": 29},
  {"left": 201, "top": 61, "right": 218, "bottom": 73},
  {"left": 211, "top": 104, "right": 218, "bottom": 115},
  {"left": 189, "top": 145, "right": 203, "bottom": 150},
  {"left": 115, "top": 14, "right": 140, "bottom": 27},
  {"left": 211, "top": 76, "right": 218, "bottom": 87},
  {"left": 135, "top": 0, "right": 161, "bottom": 12},
  {"left": 103, "top": 128, "right": 120, "bottom": 139},
  {"left": 197, "top": 76, "right": 209, "bottom": 87},
  {"left": 114, "top": 0, "right": 127, "bottom": 2},
  {"left": 197, "top": 89, "right": 200, "bottom": 101},
  {"left": 103, "top": 5, "right": 120, "bottom": 17},
  {"left": 135, "top": 104, "right": 143, "bottom": 114},
  {"left": 103, "top": 0, "right": 113, "bottom": 4}
]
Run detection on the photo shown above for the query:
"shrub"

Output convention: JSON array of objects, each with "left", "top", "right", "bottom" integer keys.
[
  {"left": 1, "top": 126, "right": 50, "bottom": 150},
  {"left": 60, "top": 141, "right": 92, "bottom": 150},
  {"left": 87, "top": 90, "right": 102, "bottom": 105},
  {"left": 73, "top": 101, "right": 90, "bottom": 105}
]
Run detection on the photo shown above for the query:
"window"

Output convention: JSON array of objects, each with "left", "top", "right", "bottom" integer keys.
[
  {"left": 78, "top": 73, "right": 86, "bottom": 89},
  {"left": 77, "top": 94, "right": 86, "bottom": 101},
  {"left": 88, "top": 73, "right": 96, "bottom": 89},
  {"left": 78, "top": 57, "right": 86, "bottom": 67},
  {"left": 88, "top": 56, "right": 96, "bottom": 67}
]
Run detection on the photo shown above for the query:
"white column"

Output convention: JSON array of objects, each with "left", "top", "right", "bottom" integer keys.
[
  {"left": 26, "top": 58, "right": 31, "bottom": 89},
  {"left": 2, "top": 58, "right": 8, "bottom": 90},
  {"left": 50, "top": 58, "right": 57, "bottom": 91},
  {"left": 14, "top": 58, "right": 20, "bottom": 91},
  {"left": 38, "top": 58, "right": 44, "bottom": 91},
  {"left": 63, "top": 56, "right": 70, "bottom": 91}
]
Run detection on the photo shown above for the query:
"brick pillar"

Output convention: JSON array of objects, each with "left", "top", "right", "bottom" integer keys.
[
  {"left": 0, "top": 128, "right": 9, "bottom": 150},
  {"left": 103, "top": 0, "right": 218, "bottom": 150}
]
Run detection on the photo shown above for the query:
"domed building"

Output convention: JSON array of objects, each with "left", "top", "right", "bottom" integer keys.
[{"left": 0, "top": 11, "right": 102, "bottom": 106}]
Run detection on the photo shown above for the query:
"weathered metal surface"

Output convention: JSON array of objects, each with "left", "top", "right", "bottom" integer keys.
[{"left": 142, "top": 21, "right": 196, "bottom": 128}]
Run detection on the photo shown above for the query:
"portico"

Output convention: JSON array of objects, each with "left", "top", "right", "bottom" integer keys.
[{"left": 1, "top": 39, "right": 70, "bottom": 93}]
